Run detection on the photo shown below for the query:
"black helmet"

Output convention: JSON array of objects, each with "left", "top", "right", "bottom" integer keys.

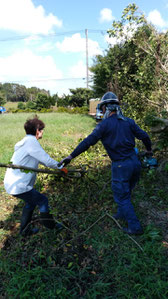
[{"left": 99, "top": 92, "right": 119, "bottom": 109}]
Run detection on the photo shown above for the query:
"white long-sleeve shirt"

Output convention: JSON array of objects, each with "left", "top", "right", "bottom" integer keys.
[{"left": 4, "top": 135, "right": 60, "bottom": 195}]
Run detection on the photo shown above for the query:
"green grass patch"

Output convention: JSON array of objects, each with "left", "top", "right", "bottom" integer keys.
[
  {"left": 4, "top": 101, "right": 18, "bottom": 111},
  {"left": 0, "top": 113, "right": 168, "bottom": 298}
]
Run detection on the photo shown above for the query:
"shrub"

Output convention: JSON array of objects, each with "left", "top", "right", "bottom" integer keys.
[
  {"left": 17, "top": 102, "right": 26, "bottom": 110},
  {"left": 56, "top": 106, "right": 89, "bottom": 114},
  {"left": 26, "top": 101, "right": 37, "bottom": 110}
]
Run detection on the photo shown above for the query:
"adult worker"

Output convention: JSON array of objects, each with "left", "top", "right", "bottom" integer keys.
[
  {"left": 59, "top": 92, "right": 153, "bottom": 235},
  {"left": 4, "top": 116, "right": 63, "bottom": 236}
]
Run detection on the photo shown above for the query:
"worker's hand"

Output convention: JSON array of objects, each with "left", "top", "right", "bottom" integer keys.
[{"left": 57, "top": 155, "right": 73, "bottom": 167}]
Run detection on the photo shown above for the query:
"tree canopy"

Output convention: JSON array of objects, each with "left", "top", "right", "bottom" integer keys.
[
  {"left": 0, "top": 83, "right": 50, "bottom": 103},
  {"left": 0, "top": 84, "right": 6, "bottom": 106},
  {"left": 68, "top": 88, "right": 94, "bottom": 107},
  {"left": 56, "top": 88, "right": 94, "bottom": 108},
  {"left": 90, "top": 3, "right": 168, "bottom": 122}
]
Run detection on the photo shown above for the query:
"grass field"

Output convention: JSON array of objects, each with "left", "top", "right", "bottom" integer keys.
[
  {"left": 0, "top": 112, "right": 168, "bottom": 298},
  {"left": 4, "top": 101, "right": 18, "bottom": 110},
  {"left": 0, "top": 112, "right": 95, "bottom": 166}
]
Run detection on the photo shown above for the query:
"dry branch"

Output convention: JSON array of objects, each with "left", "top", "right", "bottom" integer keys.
[
  {"left": 0, "top": 163, "right": 86, "bottom": 177},
  {"left": 57, "top": 212, "right": 144, "bottom": 253}
]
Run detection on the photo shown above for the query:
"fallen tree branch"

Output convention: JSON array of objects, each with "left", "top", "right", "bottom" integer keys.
[
  {"left": 0, "top": 163, "right": 86, "bottom": 177},
  {"left": 106, "top": 213, "right": 144, "bottom": 252},
  {"left": 59, "top": 214, "right": 107, "bottom": 249},
  {"left": 4, "top": 210, "right": 144, "bottom": 252},
  {"left": 58, "top": 212, "right": 144, "bottom": 252}
]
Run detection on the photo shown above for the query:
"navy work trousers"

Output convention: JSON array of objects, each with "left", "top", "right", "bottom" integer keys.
[
  {"left": 111, "top": 154, "right": 142, "bottom": 231},
  {"left": 14, "top": 188, "right": 49, "bottom": 213}
]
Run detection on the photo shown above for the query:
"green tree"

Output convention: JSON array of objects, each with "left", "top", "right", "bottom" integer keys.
[
  {"left": 2, "top": 83, "right": 16, "bottom": 102},
  {"left": 17, "top": 102, "right": 26, "bottom": 110},
  {"left": 27, "top": 86, "right": 41, "bottom": 101},
  {"left": 15, "top": 85, "right": 29, "bottom": 102},
  {"left": 56, "top": 94, "right": 70, "bottom": 107},
  {"left": 91, "top": 3, "right": 168, "bottom": 122},
  {"left": 1, "top": 83, "right": 50, "bottom": 103},
  {"left": 1, "top": 83, "right": 28, "bottom": 102},
  {"left": 0, "top": 91, "right": 6, "bottom": 106},
  {"left": 68, "top": 88, "right": 94, "bottom": 107},
  {"left": 91, "top": 54, "right": 113, "bottom": 97},
  {"left": 26, "top": 100, "right": 37, "bottom": 110},
  {"left": 108, "top": 3, "right": 168, "bottom": 116},
  {"left": 33, "top": 93, "right": 55, "bottom": 110},
  {"left": 0, "top": 84, "right": 6, "bottom": 106}
]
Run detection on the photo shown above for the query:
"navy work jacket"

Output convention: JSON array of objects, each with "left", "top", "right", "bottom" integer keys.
[{"left": 71, "top": 114, "right": 151, "bottom": 161}]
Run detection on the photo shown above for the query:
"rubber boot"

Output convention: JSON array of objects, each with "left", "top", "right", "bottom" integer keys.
[
  {"left": 20, "top": 206, "right": 39, "bottom": 236},
  {"left": 40, "top": 212, "right": 63, "bottom": 232}
]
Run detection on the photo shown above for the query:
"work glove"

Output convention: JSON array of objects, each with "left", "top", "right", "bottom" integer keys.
[
  {"left": 57, "top": 155, "right": 73, "bottom": 167},
  {"left": 57, "top": 163, "right": 64, "bottom": 170}
]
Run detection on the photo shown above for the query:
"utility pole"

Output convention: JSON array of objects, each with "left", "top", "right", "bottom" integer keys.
[{"left": 85, "top": 29, "right": 89, "bottom": 89}]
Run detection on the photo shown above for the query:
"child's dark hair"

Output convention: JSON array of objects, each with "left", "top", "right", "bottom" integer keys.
[{"left": 24, "top": 116, "right": 45, "bottom": 136}]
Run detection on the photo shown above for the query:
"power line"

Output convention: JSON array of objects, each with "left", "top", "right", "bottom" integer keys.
[
  {"left": 0, "top": 77, "right": 87, "bottom": 84},
  {"left": 0, "top": 29, "right": 108, "bottom": 42},
  {"left": 0, "top": 28, "right": 107, "bottom": 89},
  {"left": 88, "top": 29, "right": 107, "bottom": 34},
  {"left": 0, "top": 30, "right": 84, "bottom": 42}
]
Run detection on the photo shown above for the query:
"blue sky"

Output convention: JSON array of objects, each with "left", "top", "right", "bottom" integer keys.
[{"left": 0, "top": 0, "right": 168, "bottom": 96}]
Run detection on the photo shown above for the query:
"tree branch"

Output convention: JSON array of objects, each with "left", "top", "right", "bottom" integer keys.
[{"left": 0, "top": 163, "right": 86, "bottom": 177}]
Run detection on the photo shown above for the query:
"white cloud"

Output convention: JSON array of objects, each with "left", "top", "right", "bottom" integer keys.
[
  {"left": 104, "top": 34, "right": 118, "bottom": 46},
  {"left": 24, "top": 36, "right": 55, "bottom": 52},
  {"left": 0, "top": 49, "right": 88, "bottom": 95},
  {"left": 69, "top": 60, "right": 86, "bottom": 78},
  {"left": 147, "top": 10, "right": 167, "bottom": 28},
  {"left": 0, "top": 0, "right": 62, "bottom": 34},
  {"left": 68, "top": 60, "right": 93, "bottom": 88},
  {"left": 0, "top": 49, "right": 63, "bottom": 94},
  {"left": 24, "top": 35, "right": 43, "bottom": 46},
  {"left": 105, "top": 23, "right": 137, "bottom": 46},
  {"left": 36, "top": 42, "right": 55, "bottom": 52},
  {"left": 99, "top": 8, "right": 114, "bottom": 23},
  {"left": 56, "top": 33, "right": 102, "bottom": 57}
]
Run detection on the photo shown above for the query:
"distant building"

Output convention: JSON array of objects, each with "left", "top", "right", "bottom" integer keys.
[{"left": 89, "top": 98, "right": 100, "bottom": 115}]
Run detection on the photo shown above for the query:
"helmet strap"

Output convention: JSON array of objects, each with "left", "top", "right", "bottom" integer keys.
[{"left": 103, "top": 107, "right": 111, "bottom": 119}]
